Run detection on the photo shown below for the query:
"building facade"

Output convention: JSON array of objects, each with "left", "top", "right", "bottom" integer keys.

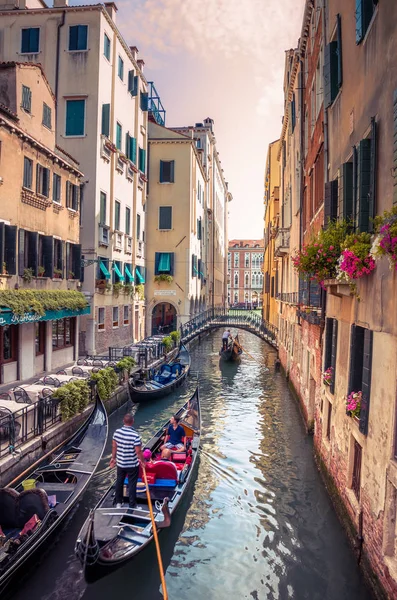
[
  {"left": 228, "top": 240, "right": 264, "bottom": 307},
  {"left": 146, "top": 121, "right": 206, "bottom": 334},
  {"left": 263, "top": 140, "right": 280, "bottom": 327},
  {"left": 0, "top": 0, "right": 148, "bottom": 354},
  {"left": 0, "top": 62, "right": 86, "bottom": 383}
]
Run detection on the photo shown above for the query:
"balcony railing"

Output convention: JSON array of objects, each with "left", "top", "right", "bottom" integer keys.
[
  {"left": 147, "top": 82, "right": 166, "bottom": 126},
  {"left": 274, "top": 228, "right": 290, "bottom": 256},
  {"left": 276, "top": 292, "right": 299, "bottom": 304}
]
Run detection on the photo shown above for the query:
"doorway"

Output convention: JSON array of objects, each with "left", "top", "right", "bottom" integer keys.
[{"left": 151, "top": 303, "right": 177, "bottom": 335}]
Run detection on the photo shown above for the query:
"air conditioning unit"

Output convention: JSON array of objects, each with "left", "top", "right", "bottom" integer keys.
[
  {"left": 114, "top": 232, "right": 123, "bottom": 251},
  {"left": 125, "top": 236, "right": 132, "bottom": 254},
  {"left": 98, "top": 225, "right": 109, "bottom": 246}
]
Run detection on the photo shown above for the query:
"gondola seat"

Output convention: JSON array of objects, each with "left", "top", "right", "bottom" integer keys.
[
  {"left": 137, "top": 460, "right": 178, "bottom": 487},
  {"left": 172, "top": 452, "right": 186, "bottom": 462},
  {"left": 171, "top": 364, "right": 182, "bottom": 376},
  {"left": 17, "top": 488, "right": 50, "bottom": 527}
]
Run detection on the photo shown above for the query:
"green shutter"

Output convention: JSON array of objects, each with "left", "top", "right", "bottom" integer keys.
[
  {"left": 330, "top": 319, "right": 338, "bottom": 395},
  {"left": 324, "top": 180, "right": 338, "bottom": 225},
  {"left": 101, "top": 103, "right": 110, "bottom": 137},
  {"left": 128, "top": 70, "right": 135, "bottom": 93},
  {"left": 4, "top": 225, "right": 17, "bottom": 275},
  {"left": 41, "top": 235, "right": 54, "bottom": 278},
  {"left": 324, "top": 41, "right": 338, "bottom": 108},
  {"left": 336, "top": 14, "right": 343, "bottom": 89},
  {"left": 356, "top": 139, "right": 371, "bottom": 232},
  {"left": 66, "top": 99, "right": 85, "bottom": 136},
  {"left": 359, "top": 328, "right": 373, "bottom": 435},
  {"left": 159, "top": 160, "right": 164, "bottom": 183},
  {"left": 131, "top": 75, "right": 139, "bottom": 97},
  {"left": 369, "top": 118, "right": 377, "bottom": 231},
  {"left": 140, "top": 92, "right": 148, "bottom": 111},
  {"left": 393, "top": 90, "right": 397, "bottom": 205},
  {"left": 158, "top": 253, "right": 171, "bottom": 273},
  {"left": 116, "top": 123, "right": 122, "bottom": 150},
  {"left": 130, "top": 137, "right": 137, "bottom": 164}
]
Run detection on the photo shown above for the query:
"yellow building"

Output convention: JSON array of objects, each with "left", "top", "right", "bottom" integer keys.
[
  {"left": 146, "top": 122, "right": 206, "bottom": 334},
  {"left": 0, "top": 62, "right": 86, "bottom": 383},
  {"left": 262, "top": 140, "right": 280, "bottom": 327}
]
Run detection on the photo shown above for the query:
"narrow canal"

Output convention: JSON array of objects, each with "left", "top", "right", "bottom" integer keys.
[{"left": 13, "top": 331, "right": 373, "bottom": 600}]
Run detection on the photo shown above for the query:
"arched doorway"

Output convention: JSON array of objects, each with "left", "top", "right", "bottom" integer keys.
[{"left": 151, "top": 302, "right": 177, "bottom": 335}]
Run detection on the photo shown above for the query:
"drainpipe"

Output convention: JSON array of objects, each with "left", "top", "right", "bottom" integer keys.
[
  {"left": 55, "top": 10, "right": 66, "bottom": 102},
  {"left": 321, "top": 0, "right": 329, "bottom": 324}
]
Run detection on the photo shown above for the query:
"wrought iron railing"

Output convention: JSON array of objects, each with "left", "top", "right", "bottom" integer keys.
[
  {"left": 275, "top": 228, "right": 290, "bottom": 255},
  {"left": 276, "top": 292, "right": 299, "bottom": 304}
]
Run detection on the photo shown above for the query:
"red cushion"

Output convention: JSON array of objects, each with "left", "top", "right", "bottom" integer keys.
[
  {"left": 145, "top": 472, "right": 156, "bottom": 484},
  {"left": 172, "top": 452, "right": 186, "bottom": 462}
]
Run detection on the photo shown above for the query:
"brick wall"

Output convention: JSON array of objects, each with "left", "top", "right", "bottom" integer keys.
[{"left": 95, "top": 304, "right": 134, "bottom": 355}]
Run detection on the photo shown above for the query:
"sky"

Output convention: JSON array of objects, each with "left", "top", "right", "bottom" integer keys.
[{"left": 75, "top": 0, "right": 304, "bottom": 239}]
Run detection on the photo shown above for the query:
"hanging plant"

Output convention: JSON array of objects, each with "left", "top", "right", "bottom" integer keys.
[
  {"left": 113, "top": 282, "right": 123, "bottom": 295},
  {"left": 371, "top": 207, "right": 397, "bottom": 270},
  {"left": 292, "top": 220, "right": 350, "bottom": 287},
  {"left": 135, "top": 284, "right": 144, "bottom": 300},
  {"left": 154, "top": 274, "right": 173, "bottom": 284},
  {"left": 337, "top": 232, "right": 375, "bottom": 281},
  {"left": 0, "top": 289, "right": 88, "bottom": 316},
  {"left": 123, "top": 283, "right": 134, "bottom": 295},
  {"left": 90, "top": 367, "right": 118, "bottom": 400},
  {"left": 323, "top": 367, "right": 333, "bottom": 386},
  {"left": 346, "top": 391, "right": 362, "bottom": 419}
]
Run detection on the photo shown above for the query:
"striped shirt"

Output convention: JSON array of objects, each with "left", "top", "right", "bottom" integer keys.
[{"left": 113, "top": 426, "right": 141, "bottom": 468}]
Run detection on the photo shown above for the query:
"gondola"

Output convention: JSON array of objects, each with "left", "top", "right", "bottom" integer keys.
[
  {"left": 128, "top": 343, "right": 191, "bottom": 401},
  {"left": 219, "top": 334, "right": 243, "bottom": 362},
  {"left": 0, "top": 394, "right": 108, "bottom": 596},
  {"left": 75, "top": 386, "right": 201, "bottom": 583}
]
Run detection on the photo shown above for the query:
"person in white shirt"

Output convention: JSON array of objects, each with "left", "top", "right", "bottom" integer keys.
[{"left": 222, "top": 329, "right": 232, "bottom": 350}]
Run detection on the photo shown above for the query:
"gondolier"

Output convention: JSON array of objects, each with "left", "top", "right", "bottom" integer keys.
[
  {"left": 222, "top": 329, "right": 232, "bottom": 350},
  {"left": 110, "top": 414, "right": 146, "bottom": 509}
]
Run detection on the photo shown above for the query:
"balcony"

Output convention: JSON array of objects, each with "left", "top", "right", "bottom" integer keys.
[
  {"left": 98, "top": 224, "right": 110, "bottom": 246},
  {"left": 276, "top": 292, "right": 298, "bottom": 304},
  {"left": 147, "top": 82, "right": 166, "bottom": 126},
  {"left": 274, "top": 228, "right": 290, "bottom": 256}
]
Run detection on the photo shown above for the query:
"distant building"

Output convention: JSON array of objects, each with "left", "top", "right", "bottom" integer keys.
[
  {"left": 0, "top": 0, "right": 149, "bottom": 354},
  {"left": 0, "top": 62, "right": 85, "bottom": 383},
  {"left": 227, "top": 240, "right": 264, "bottom": 307},
  {"left": 146, "top": 121, "right": 206, "bottom": 334}
]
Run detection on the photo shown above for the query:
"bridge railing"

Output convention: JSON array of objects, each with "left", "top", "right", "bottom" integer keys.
[{"left": 180, "top": 307, "right": 278, "bottom": 346}]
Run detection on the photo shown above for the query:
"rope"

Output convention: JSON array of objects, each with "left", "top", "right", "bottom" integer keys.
[{"left": 142, "top": 466, "right": 168, "bottom": 599}]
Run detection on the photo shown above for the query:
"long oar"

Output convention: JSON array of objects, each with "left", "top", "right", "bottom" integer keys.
[
  {"left": 142, "top": 466, "right": 168, "bottom": 600},
  {"left": 239, "top": 344, "right": 268, "bottom": 368}
]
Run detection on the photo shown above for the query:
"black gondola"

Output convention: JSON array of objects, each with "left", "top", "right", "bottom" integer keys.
[
  {"left": 0, "top": 394, "right": 108, "bottom": 596},
  {"left": 128, "top": 343, "right": 191, "bottom": 401},
  {"left": 75, "top": 386, "right": 201, "bottom": 583},
  {"left": 219, "top": 334, "right": 243, "bottom": 362}
]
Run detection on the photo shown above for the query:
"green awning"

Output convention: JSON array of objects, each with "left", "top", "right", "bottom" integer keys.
[
  {"left": 193, "top": 267, "right": 198, "bottom": 275},
  {"left": 99, "top": 261, "right": 111, "bottom": 279},
  {"left": 125, "top": 265, "right": 133, "bottom": 282},
  {"left": 136, "top": 268, "right": 144, "bottom": 283},
  {"left": 158, "top": 253, "right": 171, "bottom": 272},
  {"left": 113, "top": 262, "right": 125, "bottom": 282},
  {"left": 0, "top": 305, "right": 90, "bottom": 326},
  {"left": 200, "top": 271, "right": 204, "bottom": 277}
]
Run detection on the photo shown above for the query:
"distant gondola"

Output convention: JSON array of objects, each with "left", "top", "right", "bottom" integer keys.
[
  {"left": 0, "top": 394, "right": 108, "bottom": 596},
  {"left": 219, "top": 334, "right": 243, "bottom": 362},
  {"left": 75, "top": 386, "right": 201, "bottom": 583},
  {"left": 128, "top": 343, "right": 191, "bottom": 402}
]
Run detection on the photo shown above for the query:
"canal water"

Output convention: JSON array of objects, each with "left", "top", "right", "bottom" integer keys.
[{"left": 13, "top": 331, "right": 373, "bottom": 600}]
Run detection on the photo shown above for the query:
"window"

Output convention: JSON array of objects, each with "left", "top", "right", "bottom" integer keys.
[
  {"left": 66, "top": 242, "right": 81, "bottom": 280},
  {"left": 197, "top": 217, "right": 202, "bottom": 240},
  {"left": 66, "top": 181, "right": 79, "bottom": 211},
  {"left": 159, "top": 206, "right": 172, "bottom": 230},
  {"left": 42, "top": 102, "right": 51, "bottom": 129},
  {"left": 23, "top": 157, "right": 33, "bottom": 189},
  {"left": 191, "top": 254, "right": 198, "bottom": 278},
  {"left": 52, "top": 318, "right": 74, "bottom": 349},
  {"left": 128, "top": 70, "right": 137, "bottom": 94},
  {"left": 245, "top": 253, "right": 250, "bottom": 268},
  {"left": 324, "top": 318, "right": 338, "bottom": 394},
  {"left": 245, "top": 273, "right": 249, "bottom": 288},
  {"left": 155, "top": 252, "right": 174, "bottom": 275},
  {"left": 125, "top": 133, "right": 137, "bottom": 163},
  {"left": 140, "top": 92, "right": 148, "bottom": 111},
  {"left": 234, "top": 253, "right": 239, "bottom": 267},
  {"left": 53, "top": 173, "right": 61, "bottom": 204},
  {"left": 98, "top": 307, "right": 105, "bottom": 331},
  {"left": 113, "top": 306, "right": 119, "bottom": 328},
  {"left": 104, "top": 33, "right": 111, "bottom": 60},
  {"left": 159, "top": 160, "right": 175, "bottom": 183},
  {"left": 135, "top": 265, "right": 145, "bottom": 284},
  {"left": 356, "top": 0, "right": 377, "bottom": 44},
  {"left": 0, "top": 224, "right": 17, "bottom": 276},
  {"left": 118, "top": 56, "right": 124, "bottom": 80},
  {"left": 123, "top": 305, "right": 129, "bottom": 325},
  {"left": 355, "top": 126, "right": 377, "bottom": 232},
  {"left": 21, "top": 27, "right": 39, "bottom": 53},
  {"left": 100, "top": 191, "right": 107, "bottom": 224},
  {"left": 137, "top": 213, "right": 141, "bottom": 240},
  {"left": 101, "top": 103, "right": 110, "bottom": 137},
  {"left": 36, "top": 164, "right": 50, "bottom": 197},
  {"left": 69, "top": 25, "right": 88, "bottom": 51},
  {"left": 310, "top": 83, "right": 315, "bottom": 135},
  {"left": 112, "top": 260, "right": 124, "bottom": 284},
  {"left": 138, "top": 147, "right": 146, "bottom": 173},
  {"left": 234, "top": 272, "right": 238, "bottom": 288},
  {"left": 35, "top": 322, "right": 45, "bottom": 356},
  {"left": 37, "top": 234, "right": 54, "bottom": 278},
  {"left": 1, "top": 325, "right": 17, "bottom": 363},
  {"left": 315, "top": 49, "right": 323, "bottom": 117},
  {"left": 351, "top": 439, "right": 362, "bottom": 500},
  {"left": 116, "top": 122, "right": 122, "bottom": 151},
  {"left": 348, "top": 325, "right": 373, "bottom": 435},
  {"left": 65, "top": 99, "right": 85, "bottom": 136},
  {"left": 21, "top": 85, "right": 31, "bottom": 112},
  {"left": 324, "top": 14, "right": 342, "bottom": 108},
  {"left": 114, "top": 200, "right": 121, "bottom": 231},
  {"left": 125, "top": 207, "right": 131, "bottom": 235},
  {"left": 53, "top": 238, "right": 63, "bottom": 275}
]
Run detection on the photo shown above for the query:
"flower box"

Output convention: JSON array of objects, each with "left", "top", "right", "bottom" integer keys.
[{"left": 323, "top": 279, "right": 353, "bottom": 298}]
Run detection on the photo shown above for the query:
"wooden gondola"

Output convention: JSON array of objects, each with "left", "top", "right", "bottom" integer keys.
[
  {"left": 75, "top": 386, "right": 201, "bottom": 583},
  {"left": 128, "top": 343, "right": 191, "bottom": 402},
  {"left": 219, "top": 334, "right": 243, "bottom": 362},
  {"left": 0, "top": 394, "right": 108, "bottom": 596}
]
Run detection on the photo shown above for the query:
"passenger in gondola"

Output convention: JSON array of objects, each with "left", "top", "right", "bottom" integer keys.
[
  {"left": 160, "top": 415, "right": 186, "bottom": 459},
  {"left": 222, "top": 329, "right": 232, "bottom": 350}
]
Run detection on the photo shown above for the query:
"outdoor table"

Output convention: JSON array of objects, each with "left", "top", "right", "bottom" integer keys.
[
  {"left": 16, "top": 384, "right": 48, "bottom": 403},
  {"left": 40, "top": 374, "right": 77, "bottom": 384},
  {"left": 64, "top": 365, "right": 95, "bottom": 376}
]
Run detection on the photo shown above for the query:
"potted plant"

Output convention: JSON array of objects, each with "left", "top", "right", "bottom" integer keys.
[
  {"left": 38, "top": 266, "right": 45, "bottom": 277},
  {"left": 22, "top": 267, "right": 34, "bottom": 283},
  {"left": 154, "top": 274, "right": 173, "bottom": 284},
  {"left": 96, "top": 278, "right": 107, "bottom": 289},
  {"left": 371, "top": 207, "right": 397, "bottom": 270},
  {"left": 2, "top": 262, "right": 8, "bottom": 276},
  {"left": 113, "top": 281, "right": 123, "bottom": 296},
  {"left": 135, "top": 284, "right": 144, "bottom": 300},
  {"left": 68, "top": 270, "right": 75, "bottom": 280},
  {"left": 54, "top": 268, "right": 63, "bottom": 279},
  {"left": 162, "top": 336, "right": 173, "bottom": 355},
  {"left": 170, "top": 330, "right": 181, "bottom": 345},
  {"left": 346, "top": 391, "right": 362, "bottom": 420},
  {"left": 323, "top": 367, "right": 333, "bottom": 386},
  {"left": 123, "top": 283, "right": 133, "bottom": 295},
  {"left": 337, "top": 232, "right": 375, "bottom": 282}
]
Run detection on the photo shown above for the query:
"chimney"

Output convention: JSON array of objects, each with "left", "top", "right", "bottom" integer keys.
[
  {"left": 104, "top": 2, "right": 118, "bottom": 23},
  {"left": 129, "top": 46, "right": 139, "bottom": 60},
  {"left": 53, "top": 0, "right": 69, "bottom": 6},
  {"left": 137, "top": 59, "right": 145, "bottom": 73}
]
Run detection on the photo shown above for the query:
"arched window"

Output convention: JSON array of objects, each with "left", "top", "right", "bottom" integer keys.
[
  {"left": 234, "top": 292, "right": 238, "bottom": 303},
  {"left": 245, "top": 273, "right": 249, "bottom": 287},
  {"left": 234, "top": 272, "right": 238, "bottom": 287}
]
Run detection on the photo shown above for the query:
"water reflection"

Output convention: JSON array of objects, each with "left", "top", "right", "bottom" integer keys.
[{"left": 12, "top": 331, "right": 373, "bottom": 600}]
